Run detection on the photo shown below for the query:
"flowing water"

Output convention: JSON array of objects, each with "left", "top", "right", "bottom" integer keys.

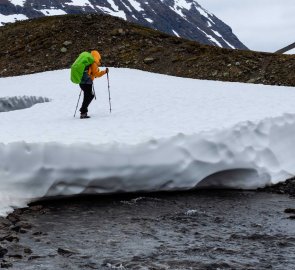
[{"left": 4, "top": 191, "right": 295, "bottom": 270}]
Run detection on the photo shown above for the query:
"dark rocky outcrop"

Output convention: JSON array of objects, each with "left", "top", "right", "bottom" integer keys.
[{"left": 259, "top": 178, "right": 295, "bottom": 197}]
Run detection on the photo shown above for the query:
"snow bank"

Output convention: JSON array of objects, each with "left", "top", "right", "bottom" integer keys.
[
  {"left": 1, "top": 68, "right": 295, "bottom": 216},
  {"left": 0, "top": 96, "right": 50, "bottom": 112}
]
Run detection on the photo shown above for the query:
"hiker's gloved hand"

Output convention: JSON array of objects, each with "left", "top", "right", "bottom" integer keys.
[{"left": 106, "top": 68, "right": 109, "bottom": 74}]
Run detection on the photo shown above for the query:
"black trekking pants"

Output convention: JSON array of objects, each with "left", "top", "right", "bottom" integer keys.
[{"left": 79, "top": 84, "right": 95, "bottom": 114}]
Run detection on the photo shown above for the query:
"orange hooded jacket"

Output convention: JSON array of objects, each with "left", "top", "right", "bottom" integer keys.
[{"left": 88, "top": 50, "right": 107, "bottom": 81}]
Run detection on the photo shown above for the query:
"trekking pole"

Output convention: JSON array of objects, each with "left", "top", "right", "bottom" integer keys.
[
  {"left": 74, "top": 90, "right": 82, "bottom": 117},
  {"left": 92, "top": 84, "right": 97, "bottom": 100},
  {"left": 107, "top": 72, "right": 112, "bottom": 113}
]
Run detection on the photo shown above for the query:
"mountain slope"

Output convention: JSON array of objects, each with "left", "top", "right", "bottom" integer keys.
[
  {"left": 0, "top": 0, "right": 248, "bottom": 49},
  {"left": 0, "top": 14, "right": 294, "bottom": 86}
]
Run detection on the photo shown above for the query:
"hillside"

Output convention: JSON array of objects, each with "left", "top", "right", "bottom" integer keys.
[{"left": 0, "top": 14, "right": 294, "bottom": 86}]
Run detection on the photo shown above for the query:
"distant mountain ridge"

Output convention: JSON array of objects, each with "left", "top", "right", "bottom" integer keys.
[{"left": 0, "top": 0, "right": 248, "bottom": 50}]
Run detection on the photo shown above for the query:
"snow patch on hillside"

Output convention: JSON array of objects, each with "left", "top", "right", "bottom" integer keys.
[
  {"left": 9, "top": 0, "right": 25, "bottom": 7},
  {"left": 196, "top": 6, "right": 209, "bottom": 18},
  {"left": 212, "top": 30, "right": 236, "bottom": 49},
  {"left": 198, "top": 27, "right": 222, "bottom": 47},
  {"left": 172, "top": 30, "right": 180, "bottom": 37},
  {"left": 0, "top": 14, "right": 28, "bottom": 26},
  {"left": 101, "top": 0, "right": 127, "bottom": 20},
  {"left": 68, "top": 0, "right": 93, "bottom": 7},
  {"left": 171, "top": 0, "right": 192, "bottom": 17},
  {"left": 39, "top": 9, "right": 67, "bottom": 16},
  {"left": 128, "top": 0, "right": 143, "bottom": 12}
]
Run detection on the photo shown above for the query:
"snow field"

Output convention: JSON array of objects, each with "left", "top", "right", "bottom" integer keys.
[{"left": 1, "top": 68, "right": 295, "bottom": 215}]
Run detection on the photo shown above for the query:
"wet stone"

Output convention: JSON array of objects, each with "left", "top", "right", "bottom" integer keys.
[
  {"left": 10, "top": 225, "right": 21, "bottom": 233},
  {"left": 1, "top": 233, "right": 19, "bottom": 243},
  {"left": 0, "top": 261, "right": 13, "bottom": 269},
  {"left": 0, "top": 219, "right": 11, "bottom": 229},
  {"left": 32, "top": 231, "right": 43, "bottom": 236},
  {"left": 284, "top": 208, "right": 295, "bottom": 214},
  {"left": 6, "top": 243, "right": 26, "bottom": 258},
  {"left": 12, "top": 209, "right": 24, "bottom": 216},
  {"left": 6, "top": 214, "right": 20, "bottom": 224},
  {"left": 28, "top": 255, "right": 45, "bottom": 261},
  {"left": 7, "top": 254, "right": 22, "bottom": 260},
  {"left": 0, "top": 247, "right": 8, "bottom": 258},
  {"left": 57, "top": 247, "right": 78, "bottom": 257},
  {"left": 24, "top": 248, "right": 32, "bottom": 255}
]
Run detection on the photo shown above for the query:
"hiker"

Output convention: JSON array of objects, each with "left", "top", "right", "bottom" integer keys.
[{"left": 77, "top": 50, "right": 108, "bottom": 119}]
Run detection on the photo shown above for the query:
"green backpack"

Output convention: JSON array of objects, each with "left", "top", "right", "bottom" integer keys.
[{"left": 70, "top": 52, "right": 94, "bottom": 84}]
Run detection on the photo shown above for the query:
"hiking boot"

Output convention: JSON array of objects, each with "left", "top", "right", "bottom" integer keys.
[{"left": 80, "top": 113, "right": 90, "bottom": 119}]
